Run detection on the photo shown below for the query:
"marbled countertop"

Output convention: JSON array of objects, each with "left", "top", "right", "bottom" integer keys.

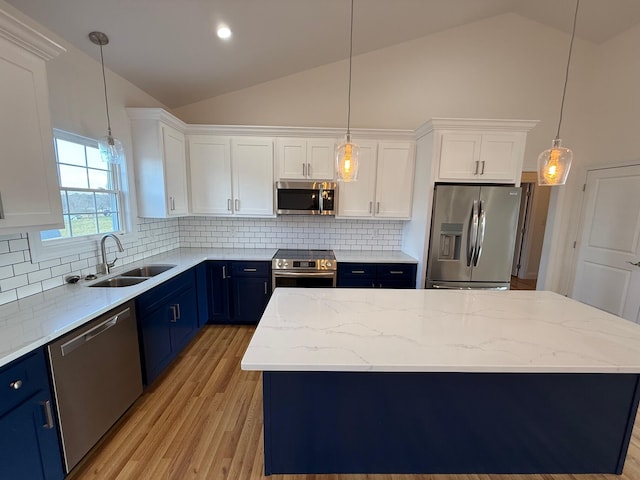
[
  {"left": 333, "top": 250, "right": 417, "bottom": 263},
  {"left": 0, "top": 247, "right": 276, "bottom": 367},
  {"left": 241, "top": 288, "right": 640, "bottom": 373}
]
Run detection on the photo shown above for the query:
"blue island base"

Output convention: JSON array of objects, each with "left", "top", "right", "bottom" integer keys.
[{"left": 262, "top": 371, "right": 640, "bottom": 475}]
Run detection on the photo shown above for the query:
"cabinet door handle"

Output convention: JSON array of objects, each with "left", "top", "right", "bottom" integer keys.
[
  {"left": 480, "top": 160, "right": 485, "bottom": 175},
  {"left": 222, "top": 265, "right": 227, "bottom": 279},
  {"left": 376, "top": 202, "right": 380, "bottom": 214},
  {"left": 243, "top": 268, "right": 257, "bottom": 272},
  {"left": 10, "top": 379, "right": 23, "bottom": 390},
  {"left": 42, "top": 400, "right": 54, "bottom": 429},
  {"left": 169, "top": 305, "right": 178, "bottom": 322},
  {"left": 369, "top": 201, "right": 372, "bottom": 214},
  {"left": 264, "top": 281, "right": 268, "bottom": 295},
  {"left": 303, "top": 163, "right": 306, "bottom": 176},
  {"left": 235, "top": 199, "right": 240, "bottom": 211},
  {"left": 227, "top": 198, "right": 232, "bottom": 211},
  {"left": 474, "top": 161, "right": 479, "bottom": 175},
  {"left": 307, "top": 163, "right": 311, "bottom": 177},
  {"left": 169, "top": 196, "right": 173, "bottom": 210},
  {"left": 0, "top": 191, "right": 4, "bottom": 219}
]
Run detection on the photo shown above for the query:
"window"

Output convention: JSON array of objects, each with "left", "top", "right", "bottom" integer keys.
[{"left": 41, "top": 130, "right": 122, "bottom": 241}]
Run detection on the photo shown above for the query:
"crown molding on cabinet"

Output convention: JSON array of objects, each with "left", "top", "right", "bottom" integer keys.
[
  {"left": 0, "top": 8, "right": 65, "bottom": 60},
  {"left": 415, "top": 118, "right": 539, "bottom": 139}
]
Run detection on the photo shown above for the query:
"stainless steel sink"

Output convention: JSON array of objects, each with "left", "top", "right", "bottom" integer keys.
[
  {"left": 120, "top": 264, "right": 176, "bottom": 277},
  {"left": 88, "top": 276, "right": 148, "bottom": 287}
]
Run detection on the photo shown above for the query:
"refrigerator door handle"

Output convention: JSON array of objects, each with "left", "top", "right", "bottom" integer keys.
[
  {"left": 473, "top": 200, "right": 486, "bottom": 266},
  {"left": 467, "top": 200, "right": 479, "bottom": 267}
]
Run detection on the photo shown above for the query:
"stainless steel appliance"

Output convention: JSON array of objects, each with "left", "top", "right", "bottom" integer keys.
[
  {"left": 426, "top": 184, "right": 521, "bottom": 289},
  {"left": 48, "top": 301, "right": 143, "bottom": 473},
  {"left": 272, "top": 249, "right": 337, "bottom": 291},
  {"left": 276, "top": 181, "right": 337, "bottom": 215}
]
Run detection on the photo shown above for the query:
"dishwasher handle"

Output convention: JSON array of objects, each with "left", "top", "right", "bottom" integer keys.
[{"left": 60, "top": 308, "right": 130, "bottom": 356}]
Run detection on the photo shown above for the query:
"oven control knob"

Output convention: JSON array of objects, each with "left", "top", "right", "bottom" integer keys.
[
  {"left": 283, "top": 261, "right": 289, "bottom": 267},
  {"left": 276, "top": 260, "right": 282, "bottom": 268},
  {"left": 325, "top": 261, "right": 332, "bottom": 268}
]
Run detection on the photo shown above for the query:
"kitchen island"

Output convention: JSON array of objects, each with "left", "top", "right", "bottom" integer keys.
[{"left": 241, "top": 288, "right": 640, "bottom": 476}]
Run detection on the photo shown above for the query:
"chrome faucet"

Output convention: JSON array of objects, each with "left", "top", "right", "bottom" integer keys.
[{"left": 100, "top": 234, "right": 124, "bottom": 274}]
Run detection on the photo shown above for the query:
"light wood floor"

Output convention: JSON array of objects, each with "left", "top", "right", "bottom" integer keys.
[{"left": 69, "top": 325, "right": 640, "bottom": 480}]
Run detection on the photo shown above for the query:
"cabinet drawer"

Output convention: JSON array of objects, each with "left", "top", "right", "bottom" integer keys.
[
  {"left": 376, "top": 263, "right": 416, "bottom": 280},
  {"left": 136, "top": 269, "right": 196, "bottom": 316},
  {"left": 338, "top": 263, "right": 376, "bottom": 278},
  {"left": 231, "top": 261, "right": 270, "bottom": 277},
  {"left": 0, "top": 349, "right": 48, "bottom": 416}
]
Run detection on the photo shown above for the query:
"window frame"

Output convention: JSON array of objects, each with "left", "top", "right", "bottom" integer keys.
[{"left": 29, "top": 129, "right": 136, "bottom": 262}]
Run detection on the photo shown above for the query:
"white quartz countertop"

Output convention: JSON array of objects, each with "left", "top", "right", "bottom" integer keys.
[
  {"left": 0, "top": 247, "right": 276, "bottom": 367},
  {"left": 241, "top": 288, "right": 640, "bottom": 374},
  {"left": 333, "top": 250, "right": 418, "bottom": 263}
]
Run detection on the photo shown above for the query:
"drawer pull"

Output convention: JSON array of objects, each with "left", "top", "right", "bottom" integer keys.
[
  {"left": 389, "top": 271, "right": 404, "bottom": 275},
  {"left": 351, "top": 270, "right": 365, "bottom": 274},
  {"left": 243, "top": 268, "right": 257, "bottom": 272},
  {"left": 42, "top": 400, "right": 54, "bottom": 429},
  {"left": 10, "top": 379, "right": 23, "bottom": 390}
]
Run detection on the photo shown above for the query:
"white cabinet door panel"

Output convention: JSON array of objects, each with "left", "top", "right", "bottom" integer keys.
[
  {"left": 189, "top": 136, "right": 232, "bottom": 215},
  {"left": 376, "top": 143, "right": 414, "bottom": 219},
  {"left": 277, "top": 138, "right": 306, "bottom": 179},
  {"left": 232, "top": 138, "right": 274, "bottom": 217},
  {"left": 307, "top": 139, "right": 335, "bottom": 180},
  {"left": 0, "top": 37, "right": 62, "bottom": 230},
  {"left": 479, "top": 133, "right": 521, "bottom": 181},
  {"left": 437, "top": 133, "right": 482, "bottom": 180},
  {"left": 162, "top": 125, "right": 189, "bottom": 216},
  {"left": 336, "top": 141, "right": 377, "bottom": 218}
]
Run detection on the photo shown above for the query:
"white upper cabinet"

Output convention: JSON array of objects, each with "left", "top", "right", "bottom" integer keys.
[
  {"left": 277, "top": 138, "right": 335, "bottom": 180},
  {"left": 188, "top": 135, "right": 232, "bottom": 215},
  {"left": 337, "top": 141, "right": 415, "bottom": 220},
  {"left": 429, "top": 118, "right": 538, "bottom": 185},
  {"left": 188, "top": 135, "right": 274, "bottom": 217},
  {"left": 232, "top": 137, "right": 275, "bottom": 216},
  {"left": 0, "top": 10, "right": 65, "bottom": 233},
  {"left": 127, "top": 109, "right": 189, "bottom": 218},
  {"left": 375, "top": 142, "right": 415, "bottom": 219}
]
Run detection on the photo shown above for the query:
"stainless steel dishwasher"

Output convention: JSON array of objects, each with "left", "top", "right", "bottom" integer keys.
[{"left": 48, "top": 301, "right": 143, "bottom": 473}]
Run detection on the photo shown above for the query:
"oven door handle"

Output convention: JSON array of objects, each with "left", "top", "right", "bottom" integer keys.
[{"left": 273, "top": 271, "right": 337, "bottom": 278}]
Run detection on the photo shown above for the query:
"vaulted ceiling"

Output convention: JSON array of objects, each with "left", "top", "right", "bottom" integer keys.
[{"left": 7, "top": 0, "right": 640, "bottom": 108}]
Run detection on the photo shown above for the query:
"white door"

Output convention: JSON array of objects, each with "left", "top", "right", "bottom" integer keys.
[
  {"left": 375, "top": 142, "right": 414, "bottom": 219},
  {"left": 188, "top": 136, "right": 232, "bottom": 215},
  {"left": 572, "top": 165, "right": 640, "bottom": 323},
  {"left": 335, "top": 140, "right": 377, "bottom": 218},
  {"left": 232, "top": 137, "right": 274, "bottom": 217}
]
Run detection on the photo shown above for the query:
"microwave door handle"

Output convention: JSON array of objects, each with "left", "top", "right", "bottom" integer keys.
[
  {"left": 319, "top": 189, "right": 323, "bottom": 212},
  {"left": 473, "top": 200, "right": 486, "bottom": 266},
  {"left": 467, "top": 200, "right": 478, "bottom": 267}
]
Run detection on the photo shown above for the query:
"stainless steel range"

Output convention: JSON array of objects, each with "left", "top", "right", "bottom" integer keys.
[{"left": 272, "top": 249, "right": 337, "bottom": 291}]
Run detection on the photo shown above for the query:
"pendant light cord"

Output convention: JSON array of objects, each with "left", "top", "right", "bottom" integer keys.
[
  {"left": 346, "top": 0, "right": 354, "bottom": 136},
  {"left": 556, "top": 0, "right": 579, "bottom": 140},
  {"left": 98, "top": 43, "right": 113, "bottom": 136}
]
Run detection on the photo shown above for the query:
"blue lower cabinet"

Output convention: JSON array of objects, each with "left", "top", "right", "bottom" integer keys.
[
  {"left": 338, "top": 262, "right": 417, "bottom": 289},
  {"left": 0, "top": 349, "right": 64, "bottom": 480},
  {"left": 207, "top": 261, "right": 271, "bottom": 325},
  {"left": 136, "top": 267, "right": 201, "bottom": 385}
]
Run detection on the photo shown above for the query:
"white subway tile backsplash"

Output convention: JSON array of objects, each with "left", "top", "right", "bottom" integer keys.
[{"left": 0, "top": 215, "right": 403, "bottom": 306}]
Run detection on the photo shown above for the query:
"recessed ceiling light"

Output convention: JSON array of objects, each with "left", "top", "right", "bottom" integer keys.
[{"left": 217, "top": 25, "right": 232, "bottom": 39}]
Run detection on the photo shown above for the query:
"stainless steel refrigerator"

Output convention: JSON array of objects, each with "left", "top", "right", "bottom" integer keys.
[{"left": 426, "top": 184, "right": 521, "bottom": 289}]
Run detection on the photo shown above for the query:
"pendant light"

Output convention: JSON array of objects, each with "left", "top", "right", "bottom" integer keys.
[
  {"left": 89, "top": 31, "right": 124, "bottom": 164},
  {"left": 335, "top": 0, "right": 359, "bottom": 182},
  {"left": 537, "top": 0, "right": 580, "bottom": 186}
]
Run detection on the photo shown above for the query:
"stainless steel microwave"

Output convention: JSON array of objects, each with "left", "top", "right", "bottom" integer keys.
[{"left": 275, "top": 181, "right": 337, "bottom": 215}]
